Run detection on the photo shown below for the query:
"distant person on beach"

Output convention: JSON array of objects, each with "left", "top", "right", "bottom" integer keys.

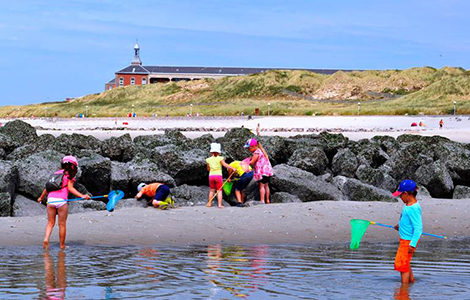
[
  {"left": 205, "top": 143, "right": 235, "bottom": 208},
  {"left": 37, "top": 156, "right": 90, "bottom": 249},
  {"left": 227, "top": 160, "right": 253, "bottom": 207},
  {"left": 392, "top": 179, "right": 422, "bottom": 284},
  {"left": 439, "top": 119, "right": 444, "bottom": 129},
  {"left": 135, "top": 182, "right": 173, "bottom": 209},
  {"left": 245, "top": 138, "right": 273, "bottom": 204},
  {"left": 256, "top": 123, "right": 260, "bottom": 136}
]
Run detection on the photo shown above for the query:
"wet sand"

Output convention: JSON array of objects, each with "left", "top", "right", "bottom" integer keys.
[{"left": 2, "top": 198, "right": 468, "bottom": 247}]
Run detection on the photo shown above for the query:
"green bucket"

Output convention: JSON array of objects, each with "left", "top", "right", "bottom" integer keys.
[{"left": 223, "top": 181, "right": 233, "bottom": 196}]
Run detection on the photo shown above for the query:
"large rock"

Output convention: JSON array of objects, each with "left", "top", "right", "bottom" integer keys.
[
  {"left": 152, "top": 145, "right": 207, "bottom": 185},
  {"left": 371, "top": 135, "right": 400, "bottom": 156},
  {"left": 257, "top": 136, "right": 289, "bottom": 165},
  {"left": 355, "top": 164, "right": 396, "bottom": 192},
  {"left": 414, "top": 160, "right": 454, "bottom": 198},
  {"left": 216, "top": 127, "right": 254, "bottom": 160},
  {"left": 12, "top": 194, "right": 46, "bottom": 217},
  {"left": 287, "top": 147, "right": 329, "bottom": 175},
  {"left": 110, "top": 161, "right": 131, "bottom": 194},
  {"left": 77, "top": 154, "right": 111, "bottom": 196},
  {"left": 126, "top": 159, "right": 175, "bottom": 192},
  {"left": 1, "top": 120, "right": 38, "bottom": 146},
  {"left": 453, "top": 185, "right": 470, "bottom": 199},
  {"left": 134, "top": 130, "right": 191, "bottom": 151},
  {"left": 0, "top": 133, "right": 17, "bottom": 155},
  {"left": 0, "top": 192, "right": 11, "bottom": 217},
  {"left": 331, "top": 148, "right": 358, "bottom": 177},
  {"left": 53, "top": 133, "right": 102, "bottom": 156},
  {"left": 188, "top": 134, "right": 216, "bottom": 151},
  {"left": 384, "top": 141, "right": 434, "bottom": 181},
  {"left": 332, "top": 176, "right": 395, "bottom": 202},
  {"left": 171, "top": 184, "right": 211, "bottom": 206},
  {"left": 271, "top": 192, "right": 302, "bottom": 203},
  {"left": 271, "top": 164, "right": 343, "bottom": 201},
  {"left": 0, "top": 160, "right": 18, "bottom": 196},
  {"left": 15, "top": 150, "right": 64, "bottom": 198},
  {"left": 100, "top": 133, "right": 134, "bottom": 162},
  {"left": 349, "top": 139, "right": 389, "bottom": 168}
]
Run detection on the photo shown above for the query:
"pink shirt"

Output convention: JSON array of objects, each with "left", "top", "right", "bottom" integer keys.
[
  {"left": 253, "top": 149, "right": 273, "bottom": 181},
  {"left": 47, "top": 170, "right": 75, "bottom": 200}
]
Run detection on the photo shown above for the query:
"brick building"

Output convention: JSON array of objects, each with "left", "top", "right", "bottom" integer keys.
[{"left": 105, "top": 43, "right": 343, "bottom": 90}]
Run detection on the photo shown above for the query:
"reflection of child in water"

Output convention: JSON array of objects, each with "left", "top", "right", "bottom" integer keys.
[{"left": 44, "top": 251, "right": 66, "bottom": 300}]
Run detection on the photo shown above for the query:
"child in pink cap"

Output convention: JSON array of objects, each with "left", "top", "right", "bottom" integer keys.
[
  {"left": 245, "top": 138, "right": 274, "bottom": 204},
  {"left": 37, "top": 156, "right": 90, "bottom": 249}
]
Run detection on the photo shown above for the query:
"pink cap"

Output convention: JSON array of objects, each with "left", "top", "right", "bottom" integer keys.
[
  {"left": 62, "top": 155, "right": 78, "bottom": 166},
  {"left": 244, "top": 138, "right": 258, "bottom": 148}
]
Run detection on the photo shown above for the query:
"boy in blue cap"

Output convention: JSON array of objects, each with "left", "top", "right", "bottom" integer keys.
[{"left": 392, "top": 179, "right": 423, "bottom": 284}]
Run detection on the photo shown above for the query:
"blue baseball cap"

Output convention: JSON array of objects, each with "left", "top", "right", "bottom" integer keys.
[{"left": 392, "top": 179, "right": 417, "bottom": 197}]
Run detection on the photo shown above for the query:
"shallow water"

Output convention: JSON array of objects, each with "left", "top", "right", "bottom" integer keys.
[{"left": 1, "top": 240, "right": 469, "bottom": 299}]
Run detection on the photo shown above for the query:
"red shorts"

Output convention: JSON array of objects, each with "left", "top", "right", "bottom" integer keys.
[
  {"left": 394, "top": 239, "right": 419, "bottom": 272},
  {"left": 209, "top": 175, "right": 223, "bottom": 190}
]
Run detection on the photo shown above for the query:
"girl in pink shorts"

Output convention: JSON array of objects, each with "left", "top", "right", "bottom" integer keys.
[
  {"left": 205, "top": 143, "right": 235, "bottom": 208},
  {"left": 37, "top": 156, "right": 90, "bottom": 249}
]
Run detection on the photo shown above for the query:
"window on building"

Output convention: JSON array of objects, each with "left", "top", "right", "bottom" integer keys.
[
  {"left": 142, "top": 78, "right": 147, "bottom": 85},
  {"left": 130, "top": 77, "right": 135, "bottom": 85},
  {"left": 119, "top": 77, "right": 124, "bottom": 86}
]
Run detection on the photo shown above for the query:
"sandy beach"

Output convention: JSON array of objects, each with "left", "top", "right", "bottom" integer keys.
[
  {"left": 1, "top": 198, "right": 468, "bottom": 247},
  {"left": 0, "top": 116, "right": 469, "bottom": 248},
  {"left": 2, "top": 115, "right": 470, "bottom": 142}
]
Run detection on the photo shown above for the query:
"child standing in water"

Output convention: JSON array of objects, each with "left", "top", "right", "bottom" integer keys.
[
  {"left": 205, "top": 143, "right": 234, "bottom": 208},
  {"left": 37, "top": 156, "right": 90, "bottom": 249},
  {"left": 392, "top": 179, "right": 423, "bottom": 284},
  {"left": 245, "top": 138, "right": 273, "bottom": 204}
]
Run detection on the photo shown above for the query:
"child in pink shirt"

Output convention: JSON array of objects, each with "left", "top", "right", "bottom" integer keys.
[
  {"left": 245, "top": 138, "right": 274, "bottom": 204},
  {"left": 37, "top": 156, "right": 90, "bottom": 249}
]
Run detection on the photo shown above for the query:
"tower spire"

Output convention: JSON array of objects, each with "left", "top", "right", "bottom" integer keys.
[{"left": 131, "top": 40, "right": 142, "bottom": 65}]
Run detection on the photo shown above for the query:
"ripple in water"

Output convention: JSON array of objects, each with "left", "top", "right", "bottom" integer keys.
[{"left": 0, "top": 239, "right": 469, "bottom": 299}]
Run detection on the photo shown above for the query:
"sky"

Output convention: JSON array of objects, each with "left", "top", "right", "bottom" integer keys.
[{"left": 0, "top": 0, "right": 469, "bottom": 105}]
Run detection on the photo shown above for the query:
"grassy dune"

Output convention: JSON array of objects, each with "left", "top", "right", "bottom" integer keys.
[{"left": 1, "top": 67, "right": 469, "bottom": 117}]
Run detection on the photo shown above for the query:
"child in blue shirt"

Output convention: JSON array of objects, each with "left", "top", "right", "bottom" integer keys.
[{"left": 392, "top": 179, "right": 423, "bottom": 284}]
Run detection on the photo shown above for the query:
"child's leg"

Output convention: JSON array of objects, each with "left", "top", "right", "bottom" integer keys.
[
  {"left": 259, "top": 182, "right": 266, "bottom": 203},
  {"left": 43, "top": 205, "right": 57, "bottom": 249},
  {"left": 409, "top": 267, "right": 415, "bottom": 283},
  {"left": 235, "top": 190, "right": 242, "bottom": 204},
  {"left": 57, "top": 204, "right": 69, "bottom": 249},
  {"left": 400, "top": 271, "right": 411, "bottom": 284},
  {"left": 207, "top": 189, "right": 215, "bottom": 207},
  {"left": 241, "top": 190, "right": 245, "bottom": 203},
  {"left": 217, "top": 190, "right": 223, "bottom": 208},
  {"left": 264, "top": 182, "right": 271, "bottom": 204}
]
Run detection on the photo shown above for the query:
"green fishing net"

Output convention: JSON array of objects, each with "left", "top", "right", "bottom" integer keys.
[{"left": 350, "top": 219, "right": 371, "bottom": 250}]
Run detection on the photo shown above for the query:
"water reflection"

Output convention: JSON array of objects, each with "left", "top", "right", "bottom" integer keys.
[
  {"left": 205, "top": 244, "right": 269, "bottom": 299},
  {"left": 42, "top": 250, "right": 66, "bottom": 300},
  {"left": 394, "top": 283, "right": 411, "bottom": 300}
]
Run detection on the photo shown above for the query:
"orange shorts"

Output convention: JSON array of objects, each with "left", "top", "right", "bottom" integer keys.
[{"left": 394, "top": 239, "right": 419, "bottom": 272}]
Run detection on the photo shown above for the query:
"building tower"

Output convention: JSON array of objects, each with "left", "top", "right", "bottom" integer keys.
[{"left": 131, "top": 42, "right": 142, "bottom": 65}]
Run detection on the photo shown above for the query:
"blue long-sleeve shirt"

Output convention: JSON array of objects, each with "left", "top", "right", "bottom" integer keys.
[{"left": 399, "top": 202, "right": 423, "bottom": 247}]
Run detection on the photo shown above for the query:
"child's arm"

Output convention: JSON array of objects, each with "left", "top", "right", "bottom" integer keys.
[
  {"left": 67, "top": 181, "right": 90, "bottom": 199},
  {"left": 37, "top": 189, "right": 48, "bottom": 203},
  {"left": 207, "top": 163, "right": 211, "bottom": 172},
  {"left": 259, "top": 143, "right": 270, "bottom": 160},
  {"left": 221, "top": 160, "right": 236, "bottom": 172},
  {"left": 135, "top": 191, "right": 143, "bottom": 199},
  {"left": 249, "top": 153, "right": 259, "bottom": 166},
  {"left": 408, "top": 209, "right": 423, "bottom": 248}
]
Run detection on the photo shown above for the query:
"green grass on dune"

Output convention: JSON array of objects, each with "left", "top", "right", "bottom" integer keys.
[{"left": 1, "top": 67, "right": 469, "bottom": 117}]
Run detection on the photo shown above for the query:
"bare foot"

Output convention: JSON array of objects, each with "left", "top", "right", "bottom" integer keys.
[
  {"left": 206, "top": 202, "right": 212, "bottom": 207},
  {"left": 218, "top": 206, "right": 224, "bottom": 209},
  {"left": 43, "top": 241, "right": 49, "bottom": 250},
  {"left": 60, "top": 244, "right": 66, "bottom": 250}
]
